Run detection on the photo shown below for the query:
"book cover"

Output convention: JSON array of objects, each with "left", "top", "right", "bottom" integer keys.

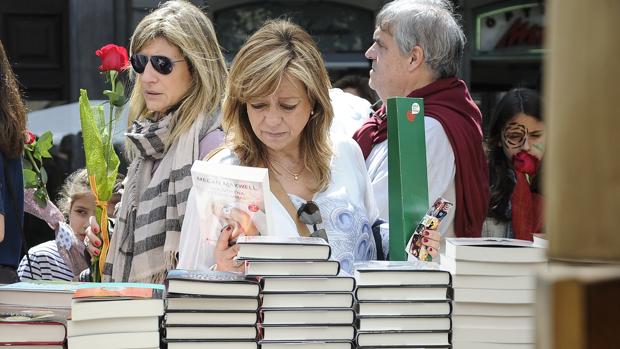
[
  {"left": 191, "top": 161, "right": 274, "bottom": 242},
  {"left": 73, "top": 285, "right": 163, "bottom": 300},
  {"left": 67, "top": 331, "right": 160, "bottom": 349},
  {"left": 386, "top": 97, "right": 428, "bottom": 261},
  {"left": 353, "top": 261, "right": 451, "bottom": 286},
  {"left": 67, "top": 316, "right": 159, "bottom": 337},
  {"left": 444, "top": 238, "right": 547, "bottom": 263},
  {"left": 164, "top": 310, "right": 258, "bottom": 326},
  {"left": 236, "top": 235, "right": 331, "bottom": 261},
  {"left": 164, "top": 325, "right": 257, "bottom": 340},
  {"left": 166, "top": 269, "right": 260, "bottom": 297},
  {"left": 259, "top": 273, "right": 355, "bottom": 293},
  {"left": 70, "top": 298, "right": 164, "bottom": 321}
]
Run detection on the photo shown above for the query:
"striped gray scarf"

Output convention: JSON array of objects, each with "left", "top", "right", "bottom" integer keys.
[{"left": 103, "top": 110, "right": 219, "bottom": 283}]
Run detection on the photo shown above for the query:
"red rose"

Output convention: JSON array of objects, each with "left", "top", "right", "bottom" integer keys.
[
  {"left": 96, "top": 44, "right": 129, "bottom": 72},
  {"left": 24, "top": 130, "right": 36, "bottom": 145},
  {"left": 513, "top": 151, "right": 540, "bottom": 176}
]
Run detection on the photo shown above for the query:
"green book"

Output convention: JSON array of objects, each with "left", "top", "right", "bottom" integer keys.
[{"left": 387, "top": 97, "right": 429, "bottom": 260}]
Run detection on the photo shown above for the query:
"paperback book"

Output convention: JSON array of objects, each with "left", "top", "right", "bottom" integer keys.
[{"left": 165, "top": 269, "right": 260, "bottom": 297}]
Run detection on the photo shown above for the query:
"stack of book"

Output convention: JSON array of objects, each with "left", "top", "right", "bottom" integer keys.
[
  {"left": 353, "top": 260, "right": 453, "bottom": 348},
  {"left": 237, "top": 235, "right": 356, "bottom": 349},
  {"left": 66, "top": 285, "right": 164, "bottom": 349},
  {"left": 441, "top": 237, "right": 547, "bottom": 349},
  {"left": 163, "top": 269, "right": 260, "bottom": 349}
]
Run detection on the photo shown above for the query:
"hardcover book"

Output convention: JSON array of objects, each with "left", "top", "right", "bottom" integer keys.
[
  {"left": 260, "top": 308, "right": 355, "bottom": 325},
  {"left": 166, "top": 269, "right": 260, "bottom": 297},
  {"left": 191, "top": 161, "right": 274, "bottom": 241},
  {"left": 444, "top": 238, "right": 547, "bottom": 263},
  {"left": 386, "top": 97, "right": 428, "bottom": 260},
  {"left": 440, "top": 257, "right": 544, "bottom": 276},
  {"left": 355, "top": 285, "right": 453, "bottom": 301},
  {"left": 244, "top": 260, "right": 340, "bottom": 277},
  {"left": 356, "top": 330, "right": 451, "bottom": 347},
  {"left": 259, "top": 324, "right": 355, "bottom": 341},
  {"left": 165, "top": 325, "right": 257, "bottom": 340},
  {"left": 353, "top": 261, "right": 451, "bottom": 286},
  {"left": 67, "top": 316, "right": 159, "bottom": 337},
  {"left": 71, "top": 285, "right": 164, "bottom": 321},
  {"left": 259, "top": 341, "right": 354, "bottom": 349},
  {"left": 236, "top": 235, "right": 331, "bottom": 261},
  {"left": 67, "top": 331, "right": 160, "bottom": 349},
  {"left": 0, "top": 311, "right": 66, "bottom": 346},
  {"left": 261, "top": 293, "right": 354, "bottom": 309},
  {"left": 165, "top": 295, "right": 259, "bottom": 312},
  {"left": 259, "top": 274, "right": 355, "bottom": 293},
  {"left": 356, "top": 301, "right": 452, "bottom": 317},
  {"left": 451, "top": 302, "right": 534, "bottom": 317},
  {"left": 166, "top": 340, "right": 257, "bottom": 349},
  {"left": 357, "top": 316, "right": 451, "bottom": 332},
  {"left": 164, "top": 310, "right": 258, "bottom": 326}
]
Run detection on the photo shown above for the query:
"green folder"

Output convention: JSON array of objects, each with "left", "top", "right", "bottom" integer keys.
[{"left": 387, "top": 97, "right": 429, "bottom": 260}]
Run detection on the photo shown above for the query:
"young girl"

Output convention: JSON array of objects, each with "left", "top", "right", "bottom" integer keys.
[
  {"left": 18, "top": 169, "right": 120, "bottom": 281},
  {"left": 483, "top": 88, "right": 544, "bottom": 240}
]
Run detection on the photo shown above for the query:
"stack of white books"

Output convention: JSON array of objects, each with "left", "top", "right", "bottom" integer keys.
[
  {"left": 441, "top": 237, "right": 548, "bottom": 349},
  {"left": 67, "top": 284, "right": 164, "bottom": 349},
  {"left": 237, "top": 235, "right": 355, "bottom": 349},
  {"left": 163, "top": 269, "right": 260, "bottom": 349},
  {"left": 353, "top": 260, "right": 453, "bottom": 349}
]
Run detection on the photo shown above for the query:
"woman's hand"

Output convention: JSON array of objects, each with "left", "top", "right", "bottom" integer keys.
[
  {"left": 213, "top": 224, "right": 244, "bottom": 273},
  {"left": 83, "top": 216, "right": 102, "bottom": 259},
  {"left": 217, "top": 205, "right": 259, "bottom": 243},
  {"left": 421, "top": 229, "right": 441, "bottom": 260}
]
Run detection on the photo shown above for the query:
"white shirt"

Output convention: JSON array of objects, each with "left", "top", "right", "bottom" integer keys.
[
  {"left": 178, "top": 138, "right": 379, "bottom": 274},
  {"left": 366, "top": 116, "right": 456, "bottom": 239},
  {"left": 329, "top": 88, "right": 372, "bottom": 140}
]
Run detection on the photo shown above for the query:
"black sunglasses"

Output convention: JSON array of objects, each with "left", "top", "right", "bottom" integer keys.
[
  {"left": 130, "top": 54, "right": 184, "bottom": 75},
  {"left": 297, "top": 200, "right": 329, "bottom": 242}
]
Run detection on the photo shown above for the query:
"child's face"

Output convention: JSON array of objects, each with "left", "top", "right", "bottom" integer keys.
[
  {"left": 69, "top": 193, "right": 96, "bottom": 240},
  {"left": 501, "top": 113, "right": 545, "bottom": 161}
]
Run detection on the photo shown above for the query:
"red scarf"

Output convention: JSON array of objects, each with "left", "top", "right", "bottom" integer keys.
[
  {"left": 511, "top": 152, "right": 543, "bottom": 241},
  {"left": 353, "top": 77, "right": 489, "bottom": 237}
]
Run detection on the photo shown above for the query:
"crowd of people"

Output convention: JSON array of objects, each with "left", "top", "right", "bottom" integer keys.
[{"left": 0, "top": 0, "right": 544, "bottom": 284}]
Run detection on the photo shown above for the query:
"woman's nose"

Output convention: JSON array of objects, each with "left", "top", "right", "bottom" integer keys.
[
  {"left": 140, "top": 62, "right": 158, "bottom": 83},
  {"left": 521, "top": 137, "right": 531, "bottom": 151}
]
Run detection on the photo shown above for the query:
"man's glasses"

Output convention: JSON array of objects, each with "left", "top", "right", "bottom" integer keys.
[
  {"left": 130, "top": 54, "right": 184, "bottom": 75},
  {"left": 297, "top": 200, "right": 329, "bottom": 242}
]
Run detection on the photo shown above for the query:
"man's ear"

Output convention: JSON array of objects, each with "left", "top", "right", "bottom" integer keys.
[{"left": 408, "top": 46, "right": 424, "bottom": 72}]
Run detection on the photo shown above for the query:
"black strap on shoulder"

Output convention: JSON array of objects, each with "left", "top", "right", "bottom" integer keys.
[{"left": 3, "top": 156, "right": 33, "bottom": 277}]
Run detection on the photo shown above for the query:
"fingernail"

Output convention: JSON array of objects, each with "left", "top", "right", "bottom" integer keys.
[
  {"left": 93, "top": 226, "right": 99, "bottom": 233},
  {"left": 424, "top": 231, "right": 429, "bottom": 236},
  {"left": 428, "top": 247, "right": 433, "bottom": 251},
  {"left": 423, "top": 238, "right": 429, "bottom": 243},
  {"left": 221, "top": 224, "right": 233, "bottom": 233},
  {"left": 93, "top": 249, "right": 100, "bottom": 255},
  {"left": 94, "top": 240, "right": 101, "bottom": 247}
]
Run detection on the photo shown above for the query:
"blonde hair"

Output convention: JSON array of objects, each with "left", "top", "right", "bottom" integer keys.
[
  {"left": 127, "top": 0, "right": 227, "bottom": 153},
  {"left": 57, "top": 169, "right": 91, "bottom": 219},
  {"left": 222, "top": 20, "right": 333, "bottom": 191}
]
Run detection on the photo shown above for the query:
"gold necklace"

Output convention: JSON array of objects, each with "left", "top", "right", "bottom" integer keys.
[{"left": 270, "top": 158, "right": 304, "bottom": 181}]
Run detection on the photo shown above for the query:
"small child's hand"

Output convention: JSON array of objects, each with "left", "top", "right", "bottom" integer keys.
[{"left": 84, "top": 216, "right": 102, "bottom": 259}]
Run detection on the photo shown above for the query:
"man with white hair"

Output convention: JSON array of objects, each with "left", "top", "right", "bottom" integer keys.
[{"left": 353, "top": 0, "right": 489, "bottom": 240}]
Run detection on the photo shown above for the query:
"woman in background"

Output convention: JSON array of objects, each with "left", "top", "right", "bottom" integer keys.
[
  {"left": 483, "top": 88, "right": 544, "bottom": 240},
  {"left": 0, "top": 39, "right": 27, "bottom": 284}
]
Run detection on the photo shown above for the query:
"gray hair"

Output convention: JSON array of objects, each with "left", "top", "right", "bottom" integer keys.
[{"left": 376, "top": 0, "right": 465, "bottom": 78}]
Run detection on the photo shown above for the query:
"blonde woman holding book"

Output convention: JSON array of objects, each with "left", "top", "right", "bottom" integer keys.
[{"left": 178, "top": 20, "right": 379, "bottom": 274}]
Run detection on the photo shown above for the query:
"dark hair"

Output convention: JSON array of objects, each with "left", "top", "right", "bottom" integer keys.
[
  {"left": 486, "top": 88, "right": 542, "bottom": 222},
  {"left": 333, "top": 74, "right": 378, "bottom": 105},
  {"left": 0, "top": 40, "right": 27, "bottom": 159}
]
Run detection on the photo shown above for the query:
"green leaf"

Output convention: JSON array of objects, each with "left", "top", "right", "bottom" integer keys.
[
  {"left": 23, "top": 159, "right": 33, "bottom": 170},
  {"left": 37, "top": 131, "right": 54, "bottom": 158},
  {"left": 23, "top": 169, "right": 38, "bottom": 188},
  {"left": 40, "top": 167, "right": 48, "bottom": 185}
]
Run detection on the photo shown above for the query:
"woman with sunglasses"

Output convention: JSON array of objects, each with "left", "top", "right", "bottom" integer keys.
[
  {"left": 178, "top": 20, "right": 380, "bottom": 274},
  {"left": 483, "top": 88, "right": 544, "bottom": 240},
  {"left": 84, "top": 0, "right": 228, "bottom": 282}
]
